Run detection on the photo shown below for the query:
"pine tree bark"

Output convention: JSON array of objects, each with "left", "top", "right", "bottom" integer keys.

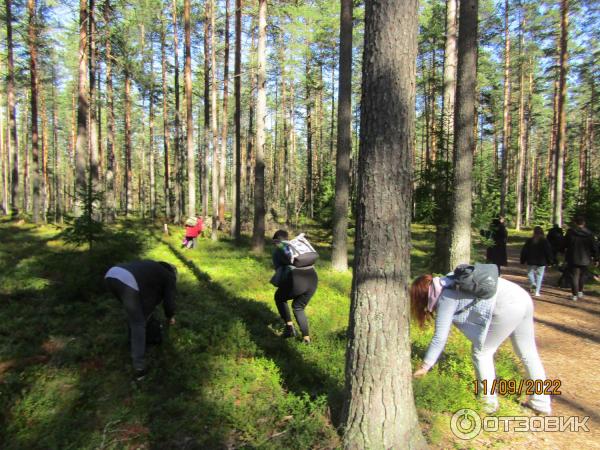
[
  {"left": 149, "top": 38, "right": 156, "bottom": 218},
  {"left": 515, "top": 13, "right": 526, "bottom": 230},
  {"left": 305, "top": 58, "right": 313, "bottom": 219},
  {"left": 233, "top": 0, "right": 242, "bottom": 240},
  {"left": 499, "top": 0, "right": 511, "bottom": 217},
  {"left": 342, "top": 1, "right": 426, "bottom": 448},
  {"left": 210, "top": 0, "right": 219, "bottom": 239},
  {"left": 251, "top": 0, "right": 266, "bottom": 252},
  {"left": 124, "top": 70, "right": 133, "bottom": 216},
  {"left": 448, "top": 0, "right": 479, "bottom": 268},
  {"left": 202, "top": 4, "right": 210, "bottom": 219},
  {"left": 27, "top": 0, "right": 41, "bottom": 223},
  {"left": 184, "top": 0, "right": 195, "bottom": 218},
  {"left": 104, "top": 0, "right": 116, "bottom": 221},
  {"left": 5, "top": 0, "right": 19, "bottom": 216},
  {"left": 172, "top": 0, "right": 181, "bottom": 223},
  {"left": 331, "top": 0, "right": 353, "bottom": 271},
  {"left": 219, "top": 0, "right": 230, "bottom": 225},
  {"left": 89, "top": 0, "right": 100, "bottom": 208},
  {"left": 51, "top": 66, "right": 61, "bottom": 222},
  {"left": 75, "top": 0, "right": 88, "bottom": 217},
  {"left": 553, "top": 0, "right": 568, "bottom": 226},
  {"left": 160, "top": 11, "right": 172, "bottom": 220}
]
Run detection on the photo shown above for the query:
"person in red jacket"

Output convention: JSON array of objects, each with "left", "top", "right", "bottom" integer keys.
[{"left": 182, "top": 216, "right": 204, "bottom": 249}]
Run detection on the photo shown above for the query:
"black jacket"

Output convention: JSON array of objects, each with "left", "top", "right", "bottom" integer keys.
[
  {"left": 546, "top": 227, "right": 565, "bottom": 253},
  {"left": 520, "top": 238, "right": 554, "bottom": 266},
  {"left": 565, "top": 227, "right": 597, "bottom": 267},
  {"left": 117, "top": 260, "right": 177, "bottom": 319},
  {"left": 486, "top": 221, "right": 508, "bottom": 266}
]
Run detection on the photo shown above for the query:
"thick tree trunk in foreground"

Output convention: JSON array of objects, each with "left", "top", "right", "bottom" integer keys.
[
  {"left": 252, "top": 0, "right": 266, "bottom": 252},
  {"left": 342, "top": 1, "right": 426, "bottom": 448},
  {"left": 331, "top": 0, "right": 353, "bottom": 271},
  {"left": 448, "top": 0, "right": 479, "bottom": 268},
  {"left": 553, "top": 0, "right": 569, "bottom": 226}
]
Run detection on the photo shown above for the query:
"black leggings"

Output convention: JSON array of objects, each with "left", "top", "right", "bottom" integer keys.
[
  {"left": 570, "top": 265, "right": 587, "bottom": 296},
  {"left": 275, "top": 268, "right": 318, "bottom": 337}
]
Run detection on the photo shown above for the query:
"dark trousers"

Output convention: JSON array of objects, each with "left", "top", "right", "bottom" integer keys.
[
  {"left": 570, "top": 265, "right": 587, "bottom": 296},
  {"left": 274, "top": 268, "right": 318, "bottom": 337},
  {"left": 105, "top": 277, "right": 147, "bottom": 370}
]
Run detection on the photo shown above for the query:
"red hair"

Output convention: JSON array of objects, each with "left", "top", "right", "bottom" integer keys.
[{"left": 411, "top": 274, "right": 433, "bottom": 328}]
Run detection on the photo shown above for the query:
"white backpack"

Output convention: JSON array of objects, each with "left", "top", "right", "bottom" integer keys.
[{"left": 286, "top": 233, "right": 319, "bottom": 267}]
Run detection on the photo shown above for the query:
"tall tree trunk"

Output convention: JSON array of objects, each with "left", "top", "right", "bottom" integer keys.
[
  {"left": 104, "top": 0, "right": 116, "bottom": 221},
  {"left": 89, "top": 0, "right": 99, "bottom": 211},
  {"left": 22, "top": 96, "right": 29, "bottom": 213},
  {"left": 28, "top": 0, "right": 40, "bottom": 223},
  {"left": 219, "top": 0, "right": 230, "bottom": 225},
  {"left": 124, "top": 70, "right": 132, "bottom": 216},
  {"left": 202, "top": 4, "right": 210, "bottom": 219},
  {"left": 342, "top": 1, "right": 426, "bottom": 448},
  {"left": 233, "top": 0, "right": 242, "bottom": 240},
  {"left": 5, "top": 0, "right": 19, "bottom": 216},
  {"left": 51, "top": 66, "right": 61, "bottom": 222},
  {"left": 210, "top": 0, "right": 219, "bottom": 239},
  {"left": 515, "top": 13, "right": 526, "bottom": 230},
  {"left": 499, "top": 0, "right": 511, "bottom": 217},
  {"left": 149, "top": 38, "right": 156, "bottom": 218},
  {"left": 305, "top": 58, "right": 313, "bottom": 219},
  {"left": 331, "top": 0, "right": 353, "bottom": 271},
  {"left": 432, "top": 0, "right": 458, "bottom": 272},
  {"left": 548, "top": 68, "right": 558, "bottom": 204},
  {"left": 160, "top": 11, "right": 172, "bottom": 220},
  {"left": 553, "top": 0, "right": 568, "bottom": 226},
  {"left": 184, "top": 0, "right": 195, "bottom": 218},
  {"left": 251, "top": 0, "right": 266, "bottom": 252},
  {"left": 0, "top": 90, "right": 6, "bottom": 215},
  {"left": 75, "top": 0, "right": 88, "bottom": 217},
  {"left": 448, "top": 0, "right": 479, "bottom": 268},
  {"left": 40, "top": 78, "right": 48, "bottom": 222},
  {"left": 172, "top": 0, "right": 181, "bottom": 223}
]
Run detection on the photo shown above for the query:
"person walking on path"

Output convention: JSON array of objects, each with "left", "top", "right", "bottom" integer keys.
[
  {"left": 182, "top": 216, "right": 204, "bottom": 249},
  {"left": 565, "top": 217, "right": 598, "bottom": 301},
  {"left": 546, "top": 223, "right": 565, "bottom": 263},
  {"left": 270, "top": 230, "right": 318, "bottom": 344},
  {"left": 520, "top": 226, "right": 555, "bottom": 297},
  {"left": 486, "top": 216, "right": 508, "bottom": 274},
  {"left": 411, "top": 275, "right": 552, "bottom": 415},
  {"left": 104, "top": 260, "right": 177, "bottom": 380}
]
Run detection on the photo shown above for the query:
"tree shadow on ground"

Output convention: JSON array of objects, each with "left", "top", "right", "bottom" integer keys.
[{"left": 155, "top": 232, "right": 346, "bottom": 426}]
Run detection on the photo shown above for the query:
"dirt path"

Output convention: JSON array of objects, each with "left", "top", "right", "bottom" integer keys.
[{"left": 501, "top": 246, "right": 600, "bottom": 449}]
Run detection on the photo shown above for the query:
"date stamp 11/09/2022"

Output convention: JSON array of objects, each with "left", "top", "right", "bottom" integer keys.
[{"left": 474, "top": 379, "right": 562, "bottom": 396}]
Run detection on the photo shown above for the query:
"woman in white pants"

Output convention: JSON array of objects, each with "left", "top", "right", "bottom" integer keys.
[{"left": 410, "top": 275, "right": 551, "bottom": 414}]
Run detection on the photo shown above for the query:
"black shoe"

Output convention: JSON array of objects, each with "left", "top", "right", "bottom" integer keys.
[
  {"left": 282, "top": 325, "right": 297, "bottom": 338},
  {"left": 134, "top": 368, "right": 148, "bottom": 381}
]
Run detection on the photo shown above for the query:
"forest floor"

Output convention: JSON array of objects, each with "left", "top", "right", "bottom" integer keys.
[
  {"left": 499, "top": 242, "right": 600, "bottom": 450},
  {"left": 0, "top": 220, "right": 597, "bottom": 449}
]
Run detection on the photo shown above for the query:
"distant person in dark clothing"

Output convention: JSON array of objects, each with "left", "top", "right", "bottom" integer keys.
[
  {"left": 105, "top": 260, "right": 177, "bottom": 379},
  {"left": 271, "top": 230, "right": 318, "bottom": 344},
  {"left": 520, "top": 226, "right": 555, "bottom": 297},
  {"left": 486, "top": 216, "right": 508, "bottom": 274},
  {"left": 546, "top": 224, "right": 565, "bottom": 263},
  {"left": 565, "top": 217, "right": 597, "bottom": 301}
]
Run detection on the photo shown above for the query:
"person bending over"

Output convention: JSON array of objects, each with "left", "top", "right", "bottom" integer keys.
[
  {"left": 105, "top": 260, "right": 177, "bottom": 380},
  {"left": 411, "top": 274, "right": 551, "bottom": 414},
  {"left": 271, "top": 230, "right": 318, "bottom": 344}
]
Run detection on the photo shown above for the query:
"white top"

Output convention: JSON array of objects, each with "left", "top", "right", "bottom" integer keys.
[{"left": 105, "top": 266, "right": 139, "bottom": 291}]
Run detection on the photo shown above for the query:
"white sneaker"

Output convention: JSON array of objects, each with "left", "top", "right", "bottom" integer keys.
[
  {"left": 571, "top": 295, "right": 578, "bottom": 301},
  {"left": 577, "top": 292, "right": 584, "bottom": 299},
  {"left": 535, "top": 292, "right": 541, "bottom": 297}
]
